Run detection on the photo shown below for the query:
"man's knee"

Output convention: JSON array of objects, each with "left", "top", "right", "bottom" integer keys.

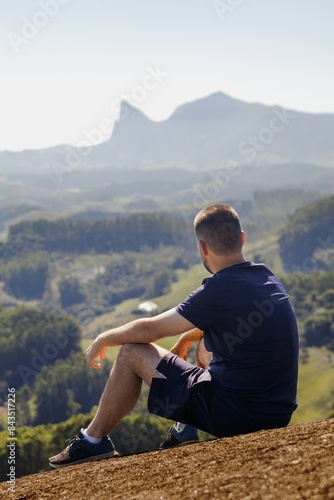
[
  {"left": 118, "top": 342, "right": 151, "bottom": 362},
  {"left": 117, "top": 342, "right": 169, "bottom": 385},
  {"left": 117, "top": 342, "right": 165, "bottom": 368}
]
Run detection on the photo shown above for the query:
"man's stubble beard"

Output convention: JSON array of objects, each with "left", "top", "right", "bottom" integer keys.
[{"left": 201, "top": 254, "right": 213, "bottom": 274}]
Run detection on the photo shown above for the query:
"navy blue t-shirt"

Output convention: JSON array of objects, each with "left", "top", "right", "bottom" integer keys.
[{"left": 176, "top": 261, "right": 299, "bottom": 419}]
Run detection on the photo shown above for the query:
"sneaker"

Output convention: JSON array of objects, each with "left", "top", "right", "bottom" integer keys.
[
  {"left": 159, "top": 424, "right": 199, "bottom": 449},
  {"left": 49, "top": 429, "right": 117, "bottom": 468}
]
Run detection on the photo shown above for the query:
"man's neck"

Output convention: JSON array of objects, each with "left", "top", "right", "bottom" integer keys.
[{"left": 211, "top": 253, "right": 246, "bottom": 274}]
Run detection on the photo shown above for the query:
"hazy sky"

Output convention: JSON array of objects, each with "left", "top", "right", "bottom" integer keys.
[{"left": 1, "top": 0, "right": 333, "bottom": 151}]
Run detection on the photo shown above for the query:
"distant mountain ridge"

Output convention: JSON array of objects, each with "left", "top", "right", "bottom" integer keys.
[{"left": 1, "top": 92, "right": 334, "bottom": 173}]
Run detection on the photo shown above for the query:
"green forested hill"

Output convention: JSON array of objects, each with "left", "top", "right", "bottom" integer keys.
[
  {"left": 0, "top": 214, "right": 193, "bottom": 259},
  {"left": 0, "top": 307, "right": 81, "bottom": 391},
  {"left": 279, "top": 195, "right": 334, "bottom": 272},
  {"left": 0, "top": 213, "right": 197, "bottom": 316}
]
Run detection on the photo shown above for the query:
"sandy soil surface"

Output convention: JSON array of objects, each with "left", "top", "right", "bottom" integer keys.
[{"left": 1, "top": 418, "right": 333, "bottom": 500}]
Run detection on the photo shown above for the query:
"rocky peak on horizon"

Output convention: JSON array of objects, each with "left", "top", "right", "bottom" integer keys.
[{"left": 1, "top": 92, "right": 334, "bottom": 172}]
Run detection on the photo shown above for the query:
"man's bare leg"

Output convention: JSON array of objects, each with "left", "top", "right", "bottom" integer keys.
[
  {"left": 87, "top": 338, "right": 212, "bottom": 441},
  {"left": 49, "top": 342, "right": 172, "bottom": 467},
  {"left": 86, "top": 342, "right": 169, "bottom": 438}
]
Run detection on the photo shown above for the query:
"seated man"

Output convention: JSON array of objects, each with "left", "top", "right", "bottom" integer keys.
[{"left": 49, "top": 204, "right": 299, "bottom": 468}]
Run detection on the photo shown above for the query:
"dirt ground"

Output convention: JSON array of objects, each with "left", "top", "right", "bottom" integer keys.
[{"left": 1, "top": 418, "right": 333, "bottom": 500}]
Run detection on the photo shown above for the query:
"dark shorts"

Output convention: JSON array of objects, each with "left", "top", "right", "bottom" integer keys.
[{"left": 148, "top": 353, "right": 291, "bottom": 438}]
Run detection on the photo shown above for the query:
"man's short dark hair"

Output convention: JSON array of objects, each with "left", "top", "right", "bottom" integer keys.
[{"left": 194, "top": 204, "right": 242, "bottom": 255}]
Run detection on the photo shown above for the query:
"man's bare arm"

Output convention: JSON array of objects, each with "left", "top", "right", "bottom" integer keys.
[
  {"left": 86, "top": 308, "right": 195, "bottom": 368},
  {"left": 170, "top": 328, "right": 203, "bottom": 360}
]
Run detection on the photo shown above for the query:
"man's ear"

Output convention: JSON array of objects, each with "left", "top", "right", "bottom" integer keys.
[
  {"left": 241, "top": 230, "right": 246, "bottom": 247},
  {"left": 198, "top": 239, "right": 209, "bottom": 256}
]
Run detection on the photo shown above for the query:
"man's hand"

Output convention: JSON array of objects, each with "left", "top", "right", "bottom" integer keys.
[
  {"left": 170, "top": 338, "right": 192, "bottom": 360},
  {"left": 170, "top": 329, "right": 203, "bottom": 361},
  {"left": 86, "top": 336, "right": 108, "bottom": 369}
]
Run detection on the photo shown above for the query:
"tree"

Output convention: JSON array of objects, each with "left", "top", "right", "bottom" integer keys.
[
  {"left": 2, "top": 252, "right": 49, "bottom": 299},
  {"left": 319, "top": 290, "right": 334, "bottom": 309},
  {"left": 0, "top": 306, "right": 81, "bottom": 393},
  {"left": 279, "top": 195, "right": 334, "bottom": 272},
  {"left": 33, "top": 352, "right": 112, "bottom": 424},
  {"left": 2, "top": 214, "right": 194, "bottom": 257},
  {"left": 304, "top": 311, "right": 334, "bottom": 349},
  {"left": 59, "top": 277, "right": 86, "bottom": 308},
  {"left": 145, "top": 268, "right": 172, "bottom": 298}
]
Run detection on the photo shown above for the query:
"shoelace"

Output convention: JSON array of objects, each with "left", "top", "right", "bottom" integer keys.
[
  {"left": 167, "top": 426, "right": 176, "bottom": 439},
  {"left": 66, "top": 435, "right": 82, "bottom": 453}
]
